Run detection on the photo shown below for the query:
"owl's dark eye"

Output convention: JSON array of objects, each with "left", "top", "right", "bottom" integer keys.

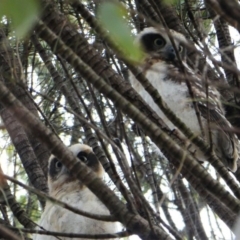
[
  {"left": 55, "top": 160, "right": 62, "bottom": 170},
  {"left": 77, "top": 152, "right": 88, "bottom": 164},
  {"left": 49, "top": 157, "right": 64, "bottom": 179},
  {"left": 154, "top": 38, "right": 165, "bottom": 47},
  {"left": 80, "top": 156, "right": 88, "bottom": 163},
  {"left": 179, "top": 45, "right": 183, "bottom": 52}
]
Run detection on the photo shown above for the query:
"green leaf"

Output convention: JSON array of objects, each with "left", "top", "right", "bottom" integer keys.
[
  {"left": 0, "top": 0, "right": 40, "bottom": 37},
  {"left": 98, "top": 2, "right": 143, "bottom": 63},
  {"left": 162, "top": 0, "right": 179, "bottom": 5}
]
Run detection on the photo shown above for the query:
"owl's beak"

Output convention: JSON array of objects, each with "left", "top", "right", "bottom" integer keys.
[{"left": 163, "top": 45, "right": 176, "bottom": 61}]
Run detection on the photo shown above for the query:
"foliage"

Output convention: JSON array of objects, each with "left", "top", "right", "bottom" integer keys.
[
  {"left": 0, "top": 0, "right": 240, "bottom": 240},
  {"left": 0, "top": 0, "right": 40, "bottom": 37}
]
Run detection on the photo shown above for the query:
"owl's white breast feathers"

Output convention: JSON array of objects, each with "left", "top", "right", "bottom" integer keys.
[
  {"left": 129, "top": 61, "right": 202, "bottom": 135},
  {"left": 34, "top": 188, "right": 118, "bottom": 240}
]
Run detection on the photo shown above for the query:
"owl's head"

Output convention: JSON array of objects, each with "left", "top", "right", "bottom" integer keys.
[
  {"left": 47, "top": 144, "right": 104, "bottom": 196},
  {"left": 135, "top": 27, "right": 187, "bottom": 62}
]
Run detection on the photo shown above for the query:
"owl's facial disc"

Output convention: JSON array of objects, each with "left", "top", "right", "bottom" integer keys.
[
  {"left": 48, "top": 150, "right": 102, "bottom": 182},
  {"left": 47, "top": 144, "right": 105, "bottom": 196},
  {"left": 140, "top": 32, "right": 183, "bottom": 61}
]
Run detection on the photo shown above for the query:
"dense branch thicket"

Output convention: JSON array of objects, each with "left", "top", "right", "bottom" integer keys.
[{"left": 0, "top": 0, "right": 240, "bottom": 239}]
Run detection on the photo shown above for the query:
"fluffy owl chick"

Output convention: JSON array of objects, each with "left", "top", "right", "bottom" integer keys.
[
  {"left": 129, "top": 27, "right": 239, "bottom": 172},
  {"left": 33, "top": 144, "right": 119, "bottom": 240}
]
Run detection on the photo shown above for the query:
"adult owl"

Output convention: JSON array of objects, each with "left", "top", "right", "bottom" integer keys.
[
  {"left": 33, "top": 143, "right": 119, "bottom": 240},
  {"left": 129, "top": 27, "right": 239, "bottom": 172}
]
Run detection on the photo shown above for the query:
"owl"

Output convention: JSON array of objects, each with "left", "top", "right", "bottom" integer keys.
[
  {"left": 33, "top": 143, "right": 119, "bottom": 240},
  {"left": 129, "top": 27, "right": 239, "bottom": 172}
]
